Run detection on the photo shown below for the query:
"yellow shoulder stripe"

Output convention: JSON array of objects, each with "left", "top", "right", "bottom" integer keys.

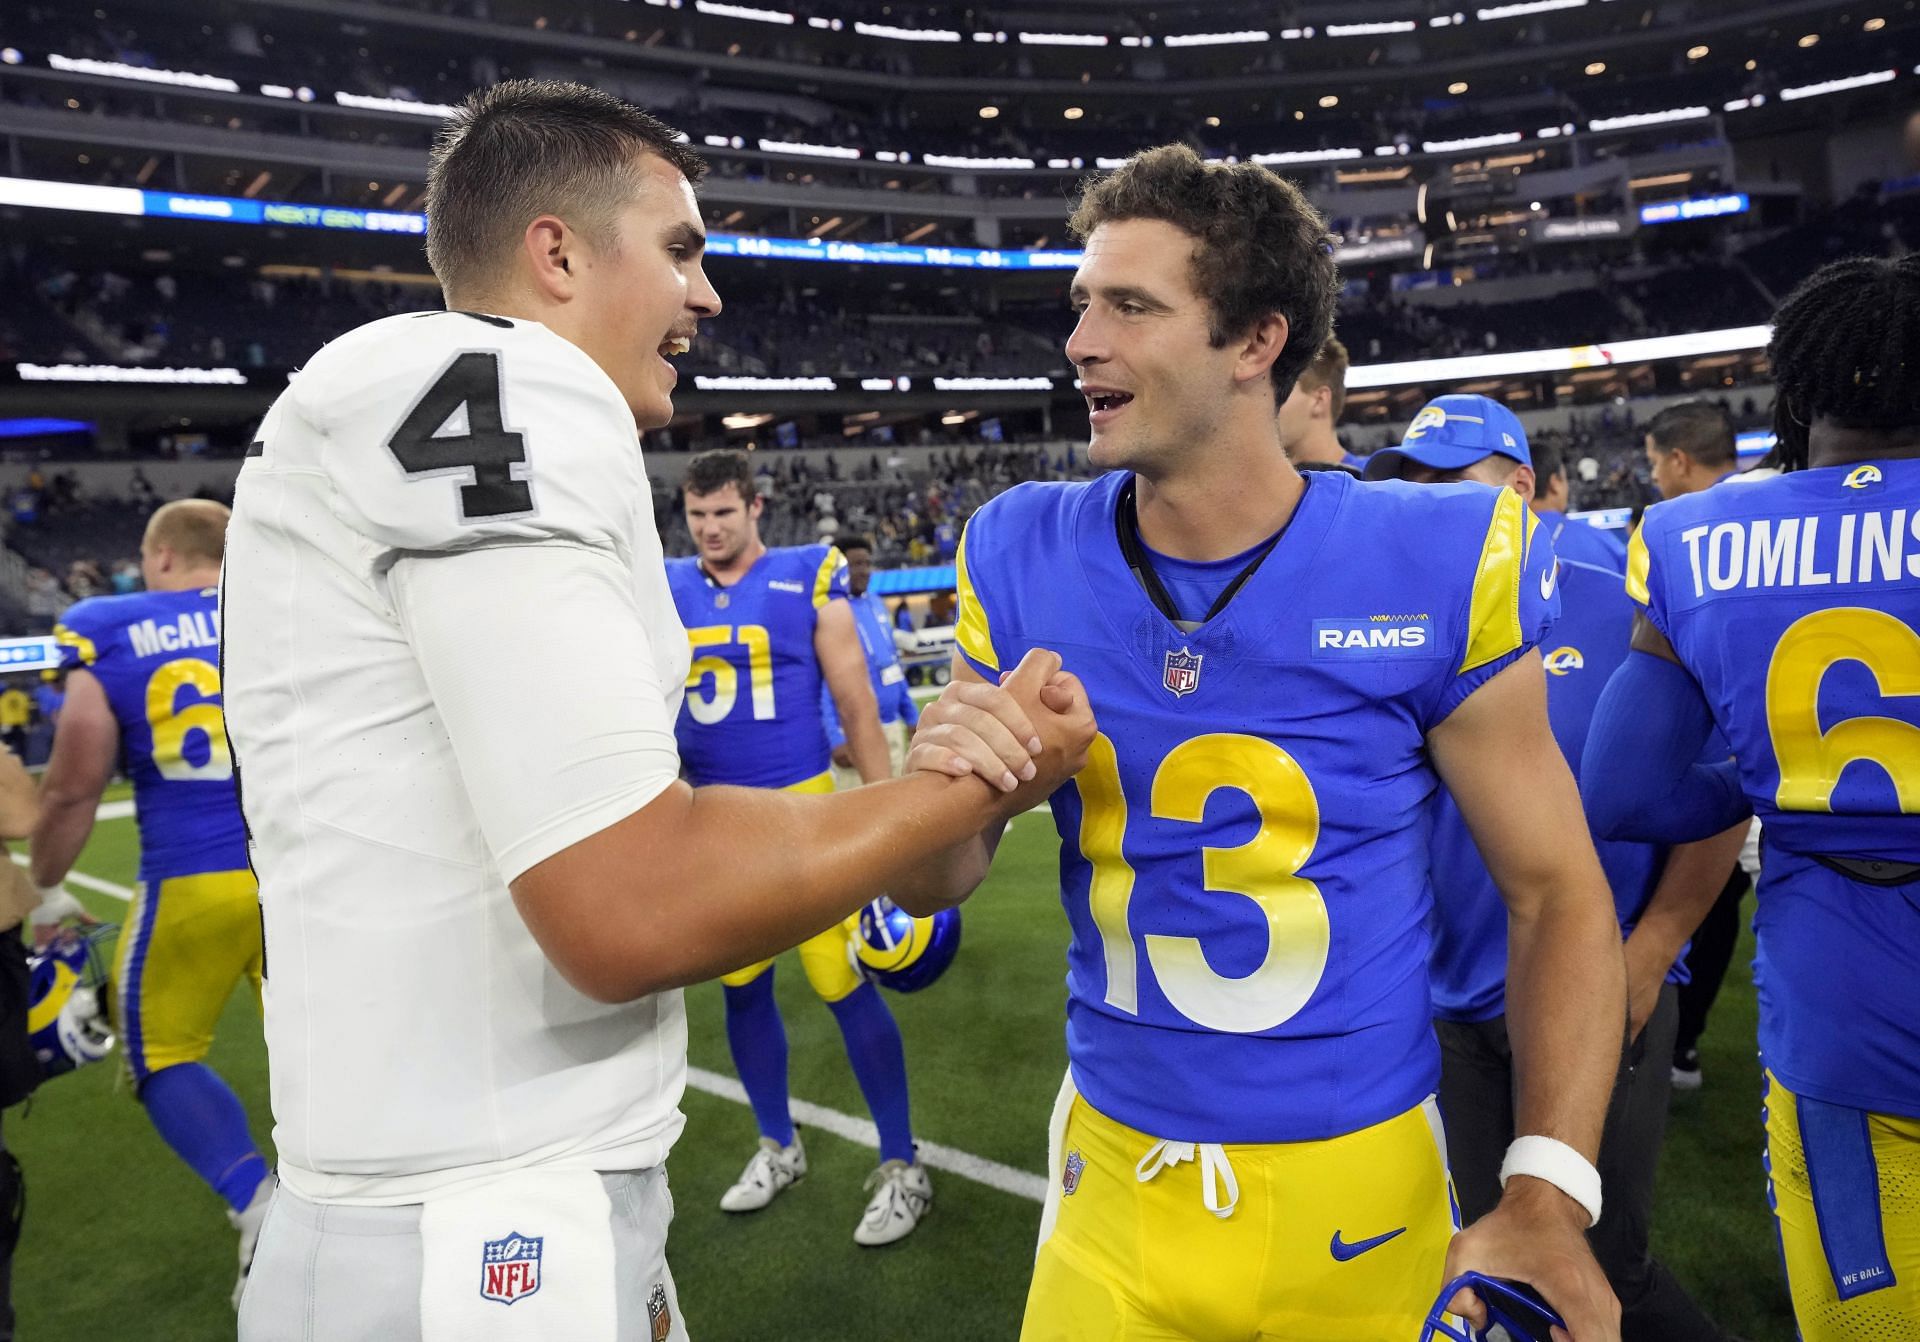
[
  {"left": 813, "top": 546, "right": 844, "bottom": 609},
  {"left": 954, "top": 528, "right": 998, "bottom": 673},
  {"left": 1460, "top": 489, "right": 1529, "bottom": 675},
  {"left": 1624, "top": 524, "right": 1652, "bottom": 607},
  {"left": 53, "top": 624, "right": 97, "bottom": 666}
]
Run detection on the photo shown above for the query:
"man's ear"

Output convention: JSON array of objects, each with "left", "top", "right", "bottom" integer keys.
[
  {"left": 1236, "top": 313, "right": 1290, "bottom": 389},
  {"left": 522, "top": 215, "right": 576, "bottom": 302}
]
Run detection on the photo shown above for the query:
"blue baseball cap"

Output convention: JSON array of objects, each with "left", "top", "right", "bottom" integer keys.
[{"left": 1363, "top": 394, "right": 1532, "bottom": 481}]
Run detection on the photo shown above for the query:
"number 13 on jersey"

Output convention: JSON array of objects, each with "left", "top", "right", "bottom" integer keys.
[{"left": 1078, "top": 731, "right": 1331, "bottom": 1035}]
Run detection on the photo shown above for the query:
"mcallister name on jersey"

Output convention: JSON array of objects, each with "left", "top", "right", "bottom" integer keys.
[
  {"left": 126, "top": 609, "right": 220, "bottom": 658},
  {"left": 1659, "top": 507, "right": 1920, "bottom": 597}
]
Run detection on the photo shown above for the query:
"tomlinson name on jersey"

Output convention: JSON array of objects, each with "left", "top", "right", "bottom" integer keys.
[
  {"left": 1676, "top": 508, "right": 1920, "bottom": 598},
  {"left": 126, "top": 610, "right": 220, "bottom": 658}
]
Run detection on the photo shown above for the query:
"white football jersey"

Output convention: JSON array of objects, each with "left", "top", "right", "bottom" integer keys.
[{"left": 223, "top": 310, "right": 692, "bottom": 1203}]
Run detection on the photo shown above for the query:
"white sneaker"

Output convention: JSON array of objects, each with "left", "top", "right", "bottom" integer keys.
[
  {"left": 854, "top": 1159, "right": 931, "bottom": 1246},
  {"left": 227, "top": 1171, "right": 276, "bottom": 1309},
  {"left": 719, "top": 1134, "right": 807, "bottom": 1213}
]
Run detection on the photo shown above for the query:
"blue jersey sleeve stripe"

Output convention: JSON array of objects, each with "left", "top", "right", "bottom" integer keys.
[
  {"left": 1460, "top": 489, "right": 1528, "bottom": 674},
  {"left": 954, "top": 527, "right": 998, "bottom": 674}
]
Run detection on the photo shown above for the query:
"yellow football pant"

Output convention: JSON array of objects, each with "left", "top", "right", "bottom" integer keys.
[
  {"left": 113, "top": 867, "right": 263, "bottom": 1087},
  {"left": 1765, "top": 1071, "right": 1920, "bottom": 1341},
  {"left": 1022, "top": 1073, "right": 1457, "bottom": 1342},
  {"left": 717, "top": 771, "right": 863, "bottom": 1003}
]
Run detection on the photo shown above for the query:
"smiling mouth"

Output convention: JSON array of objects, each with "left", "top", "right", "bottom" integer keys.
[
  {"left": 659, "top": 336, "right": 691, "bottom": 358},
  {"left": 1086, "top": 391, "right": 1134, "bottom": 414}
]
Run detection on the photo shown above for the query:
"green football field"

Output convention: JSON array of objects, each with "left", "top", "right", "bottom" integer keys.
[{"left": 11, "top": 793, "right": 1798, "bottom": 1340}]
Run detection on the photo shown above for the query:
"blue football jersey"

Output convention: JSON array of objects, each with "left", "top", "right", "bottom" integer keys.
[
  {"left": 1428, "top": 558, "right": 1667, "bottom": 1022},
  {"left": 54, "top": 588, "right": 249, "bottom": 883},
  {"left": 667, "top": 544, "right": 849, "bottom": 788},
  {"left": 957, "top": 469, "right": 1558, "bottom": 1142},
  {"left": 1630, "top": 459, "right": 1920, "bottom": 1116},
  {"left": 1538, "top": 509, "right": 1629, "bottom": 573}
]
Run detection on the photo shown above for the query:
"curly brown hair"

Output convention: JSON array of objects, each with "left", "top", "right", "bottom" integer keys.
[{"left": 1068, "top": 144, "right": 1340, "bottom": 402}]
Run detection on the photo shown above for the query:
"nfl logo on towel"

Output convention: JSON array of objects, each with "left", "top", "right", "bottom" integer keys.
[
  {"left": 1163, "top": 647, "right": 1202, "bottom": 698},
  {"left": 480, "top": 1232, "right": 543, "bottom": 1306}
]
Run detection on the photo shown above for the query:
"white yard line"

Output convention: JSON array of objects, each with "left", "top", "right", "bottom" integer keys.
[
  {"left": 9, "top": 852, "right": 132, "bottom": 903},
  {"left": 684, "top": 1065, "right": 1046, "bottom": 1203},
  {"left": 62, "top": 799, "right": 1046, "bottom": 1199}
]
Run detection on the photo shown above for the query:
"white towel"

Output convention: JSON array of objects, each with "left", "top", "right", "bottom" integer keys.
[{"left": 419, "top": 1168, "right": 617, "bottom": 1342}]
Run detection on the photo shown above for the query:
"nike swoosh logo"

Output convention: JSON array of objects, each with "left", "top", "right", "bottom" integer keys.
[
  {"left": 1329, "top": 1226, "right": 1407, "bottom": 1262},
  {"left": 1540, "top": 561, "right": 1559, "bottom": 600}
]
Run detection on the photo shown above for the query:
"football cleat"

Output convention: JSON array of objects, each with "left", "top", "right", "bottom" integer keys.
[
  {"left": 854, "top": 1159, "right": 931, "bottom": 1247},
  {"left": 1420, "top": 1271, "right": 1566, "bottom": 1341},
  {"left": 229, "top": 1171, "right": 276, "bottom": 1309},
  {"left": 1671, "top": 1046, "right": 1703, "bottom": 1091},
  {"left": 850, "top": 898, "right": 961, "bottom": 993},
  {"left": 719, "top": 1133, "right": 807, "bottom": 1213},
  {"left": 26, "top": 924, "right": 118, "bottom": 1079}
]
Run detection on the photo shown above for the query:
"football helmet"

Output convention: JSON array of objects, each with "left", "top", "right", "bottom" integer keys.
[
  {"left": 850, "top": 898, "right": 961, "bottom": 992},
  {"left": 26, "top": 924, "right": 117, "bottom": 1079},
  {"left": 1421, "top": 1272, "right": 1566, "bottom": 1341}
]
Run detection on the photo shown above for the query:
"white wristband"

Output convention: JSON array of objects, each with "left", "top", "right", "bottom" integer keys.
[{"left": 1499, "top": 1135, "right": 1602, "bottom": 1228}]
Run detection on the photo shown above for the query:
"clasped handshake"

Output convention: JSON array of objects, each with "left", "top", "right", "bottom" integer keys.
[{"left": 909, "top": 649, "right": 1098, "bottom": 813}]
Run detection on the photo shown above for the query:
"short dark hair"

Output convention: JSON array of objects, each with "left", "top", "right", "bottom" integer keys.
[
  {"left": 426, "top": 80, "right": 706, "bottom": 298},
  {"left": 681, "top": 449, "right": 756, "bottom": 500},
  {"left": 1768, "top": 254, "right": 1920, "bottom": 471},
  {"left": 837, "top": 534, "right": 873, "bottom": 555},
  {"left": 1067, "top": 145, "right": 1339, "bottom": 402},
  {"left": 1530, "top": 435, "right": 1565, "bottom": 498},
  {"left": 1645, "top": 401, "right": 1735, "bottom": 469},
  {"left": 1296, "top": 335, "right": 1350, "bottom": 420}
]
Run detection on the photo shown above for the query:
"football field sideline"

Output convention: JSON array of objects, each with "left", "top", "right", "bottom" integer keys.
[{"left": 35, "top": 798, "right": 1053, "bottom": 1206}]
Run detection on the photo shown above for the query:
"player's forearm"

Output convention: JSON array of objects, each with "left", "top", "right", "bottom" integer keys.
[
  {"left": 1504, "top": 865, "right": 1625, "bottom": 1165},
  {"left": 888, "top": 822, "right": 1005, "bottom": 914},
  {"left": 513, "top": 770, "right": 1015, "bottom": 1002},
  {"left": 835, "top": 682, "right": 892, "bottom": 783},
  {"left": 28, "top": 790, "right": 98, "bottom": 887},
  {"left": 1584, "top": 652, "right": 1749, "bottom": 843},
  {"left": 1623, "top": 822, "right": 1746, "bottom": 992}
]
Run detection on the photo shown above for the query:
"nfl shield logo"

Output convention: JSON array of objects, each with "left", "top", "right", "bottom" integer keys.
[
  {"left": 1062, "top": 1149, "right": 1086, "bottom": 1196},
  {"left": 648, "top": 1283, "right": 673, "bottom": 1341},
  {"left": 1162, "top": 646, "right": 1203, "bottom": 698},
  {"left": 479, "top": 1232, "right": 543, "bottom": 1306}
]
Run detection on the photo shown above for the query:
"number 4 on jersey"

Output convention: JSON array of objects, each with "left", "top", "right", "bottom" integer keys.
[{"left": 387, "top": 351, "right": 533, "bottom": 521}]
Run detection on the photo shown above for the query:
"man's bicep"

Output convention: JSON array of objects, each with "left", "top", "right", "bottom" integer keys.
[
  {"left": 815, "top": 601, "right": 872, "bottom": 704},
  {"left": 1429, "top": 653, "right": 1592, "bottom": 911},
  {"left": 388, "top": 542, "right": 683, "bottom": 884},
  {"left": 41, "top": 670, "right": 119, "bottom": 803}
]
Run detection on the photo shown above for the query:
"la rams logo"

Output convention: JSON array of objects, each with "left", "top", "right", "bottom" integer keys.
[
  {"left": 1843, "top": 464, "right": 1884, "bottom": 491},
  {"left": 1062, "top": 1149, "right": 1087, "bottom": 1197},
  {"left": 1543, "top": 647, "right": 1585, "bottom": 677},
  {"left": 479, "top": 1232, "right": 542, "bottom": 1306},
  {"left": 1406, "top": 405, "right": 1449, "bottom": 439}
]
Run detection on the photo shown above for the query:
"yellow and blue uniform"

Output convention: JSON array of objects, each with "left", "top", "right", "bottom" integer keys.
[
  {"left": 1430, "top": 557, "right": 1680, "bottom": 1022},
  {"left": 1628, "top": 458, "right": 1920, "bottom": 1337},
  {"left": 54, "top": 587, "right": 258, "bottom": 1086},
  {"left": 1536, "top": 508, "right": 1628, "bottom": 574},
  {"left": 957, "top": 468, "right": 1556, "bottom": 1339},
  {"left": 666, "top": 544, "right": 862, "bottom": 1000}
]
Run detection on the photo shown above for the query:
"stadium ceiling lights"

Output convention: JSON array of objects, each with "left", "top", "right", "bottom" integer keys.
[
  {"left": 1476, "top": 0, "right": 1587, "bottom": 18},
  {"left": 1163, "top": 30, "right": 1270, "bottom": 47},
  {"left": 1587, "top": 105, "right": 1710, "bottom": 132},
  {"left": 693, "top": 1, "right": 795, "bottom": 24},
  {"left": 1780, "top": 69, "right": 1898, "bottom": 100},
  {"left": 47, "top": 53, "right": 238, "bottom": 92},
  {"left": 1019, "top": 32, "right": 1108, "bottom": 47}
]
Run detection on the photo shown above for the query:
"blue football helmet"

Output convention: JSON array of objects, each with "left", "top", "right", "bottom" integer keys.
[
  {"left": 26, "top": 924, "right": 117, "bottom": 1079},
  {"left": 1421, "top": 1272, "right": 1566, "bottom": 1341},
  {"left": 850, "top": 898, "right": 961, "bottom": 992}
]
